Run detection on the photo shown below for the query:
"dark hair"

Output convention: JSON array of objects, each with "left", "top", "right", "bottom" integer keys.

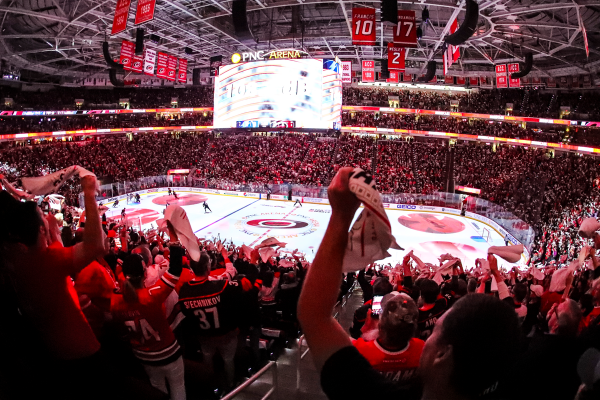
[
  {"left": 513, "top": 283, "right": 528, "bottom": 303},
  {"left": 456, "top": 279, "right": 468, "bottom": 297},
  {"left": 121, "top": 254, "right": 144, "bottom": 304},
  {"left": 580, "top": 294, "right": 594, "bottom": 317},
  {"left": 420, "top": 279, "right": 440, "bottom": 304},
  {"left": 190, "top": 251, "right": 210, "bottom": 277},
  {"left": 373, "top": 277, "right": 393, "bottom": 296},
  {"left": 441, "top": 294, "right": 521, "bottom": 397},
  {"left": 0, "top": 191, "right": 43, "bottom": 247},
  {"left": 467, "top": 278, "right": 477, "bottom": 293}
]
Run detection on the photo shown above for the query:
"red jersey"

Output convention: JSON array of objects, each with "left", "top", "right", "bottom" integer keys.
[
  {"left": 111, "top": 270, "right": 180, "bottom": 364},
  {"left": 353, "top": 337, "right": 424, "bottom": 384},
  {"left": 10, "top": 241, "right": 100, "bottom": 360}
]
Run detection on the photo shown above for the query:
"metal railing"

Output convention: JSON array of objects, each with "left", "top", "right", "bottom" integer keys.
[
  {"left": 222, "top": 360, "right": 278, "bottom": 400},
  {"left": 296, "top": 281, "right": 356, "bottom": 391}
]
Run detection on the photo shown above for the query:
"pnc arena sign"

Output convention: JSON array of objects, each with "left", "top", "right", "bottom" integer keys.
[{"left": 231, "top": 49, "right": 308, "bottom": 64}]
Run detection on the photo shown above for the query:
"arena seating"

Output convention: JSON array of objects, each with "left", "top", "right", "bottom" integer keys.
[{"left": 2, "top": 88, "right": 600, "bottom": 400}]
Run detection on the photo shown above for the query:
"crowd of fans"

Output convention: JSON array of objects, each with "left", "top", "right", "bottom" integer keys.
[
  {"left": 3, "top": 166, "right": 600, "bottom": 399},
  {"left": 0, "top": 113, "right": 213, "bottom": 134},
  {"left": 342, "top": 87, "right": 600, "bottom": 120}
]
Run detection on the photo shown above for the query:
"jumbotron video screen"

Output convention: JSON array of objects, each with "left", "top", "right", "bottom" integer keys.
[{"left": 213, "top": 58, "right": 342, "bottom": 129}]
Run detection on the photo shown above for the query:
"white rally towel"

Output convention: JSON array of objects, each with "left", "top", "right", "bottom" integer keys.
[
  {"left": 342, "top": 168, "right": 402, "bottom": 273},
  {"left": 488, "top": 244, "right": 524, "bottom": 263},
  {"left": 21, "top": 165, "right": 97, "bottom": 195},
  {"left": 432, "top": 259, "right": 459, "bottom": 284},
  {"left": 259, "top": 247, "right": 276, "bottom": 263},
  {"left": 0, "top": 177, "right": 35, "bottom": 201},
  {"left": 160, "top": 205, "right": 200, "bottom": 262},
  {"left": 255, "top": 237, "right": 287, "bottom": 249}
]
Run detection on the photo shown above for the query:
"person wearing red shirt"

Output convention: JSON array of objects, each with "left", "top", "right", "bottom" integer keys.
[
  {"left": 353, "top": 292, "right": 424, "bottom": 389},
  {"left": 111, "top": 244, "right": 185, "bottom": 400},
  {"left": 0, "top": 175, "right": 111, "bottom": 399}
]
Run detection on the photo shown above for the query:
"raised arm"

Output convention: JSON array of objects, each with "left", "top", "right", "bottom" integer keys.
[
  {"left": 71, "top": 176, "right": 106, "bottom": 274},
  {"left": 297, "top": 167, "right": 360, "bottom": 371}
]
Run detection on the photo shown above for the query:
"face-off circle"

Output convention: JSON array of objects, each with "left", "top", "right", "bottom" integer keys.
[
  {"left": 108, "top": 208, "right": 160, "bottom": 226},
  {"left": 152, "top": 193, "right": 208, "bottom": 206},
  {"left": 397, "top": 213, "right": 465, "bottom": 234},
  {"left": 246, "top": 219, "right": 309, "bottom": 229}
]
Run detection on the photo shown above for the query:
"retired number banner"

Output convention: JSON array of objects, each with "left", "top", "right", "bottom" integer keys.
[
  {"left": 352, "top": 7, "right": 376, "bottom": 46},
  {"left": 495, "top": 64, "right": 508, "bottom": 89},
  {"left": 387, "top": 44, "right": 406, "bottom": 71},
  {"left": 394, "top": 10, "right": 417, "bottom": 48},
  {"left": 111, "top": 0, "right": 131, "bottom": 35},
  {"left": 135, "top": 0, "right": 156, "bottom": 25}
]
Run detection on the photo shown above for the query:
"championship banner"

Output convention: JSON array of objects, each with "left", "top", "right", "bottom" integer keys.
[
  {"left": 341, "top": 61, "right": 352, "bottom": 83},
  {"left": 583, "top": 75, "right": 592, "bottom": 87},
  {"left": 456, "top": 76, "right": 465, "bottom": 85},
  {"left": 508, "top": 63, "right": 520, "bottom": 88},
  {"left": 362, "top": 60, "right": 375, "bottom": 82},
  {"left": 495, "top": 64, "right": 507, "bottom": 88},
  {"left": 532, "top": 77, "right": 542, "bottom": 85},
  {"left": 444, "top": 75, "right": 454, "bottom": 84},
  {"left": 387, "top": 43, "right": 406, "bottom": 71},
  {"left": 403, "top": 72, "right": 412, "bottom": 82},
  {"left": 547, "top": 77, "right": 557, "bottom": 88},
  {"left": 143, "top": 48, "right": 156, "bottom": 76},
  {"left": 178, "top": 58, "right": 188, "bottom": 84},
  {"left": 352, "top": 7, "right": 376, "bottom": 46},
  {"left": 166, "top": 55, "right": 178, "bottom": 82},
  {"left": 134, "top": 0, "right": 156, "bottom": 25},
  {"left": 130, "top": 55, "right": 144, "bottom": 73},
  {"left": 386, "top": 70, "right": 399, "bottom": 83},
  {"left": 443, "top": 18, "right": 459, "bottom": 75},
  {"left": 111, "top": 0, "right": 131, "bottom": 35},
  {"left": 394, "top": 10, "right": 417, "bottom": 47},
  {"left": 119, "top": 40, "right": 135, "bottom": 69},
  {"left": 469, "top": 77, "right": 479, "bottom": 86},
  {"left": 156, "top": 52, "right": 169, "bottom": 79}
]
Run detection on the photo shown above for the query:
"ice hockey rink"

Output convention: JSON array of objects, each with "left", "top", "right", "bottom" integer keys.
[{"left": 103, "top": 189, "right": 525, "bottom": 269}]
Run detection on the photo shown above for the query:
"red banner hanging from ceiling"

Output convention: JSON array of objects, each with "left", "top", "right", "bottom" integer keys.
[
  {"left": 156, "top": 52, "right": 169, "bottom": 79},
  {"left": 508, "top": 63, "right": 520, "bottom": 88},
  {"left": 352, "top": 8, "right": 376, "bottom": 46},
  {"left": 394, "top": 10, "right": 417, "bottom": 48},
  {"left": 111, "top": 0, "right": 131, "bottom": 35},
  {"left": 178, "top": 58, "right": 188, "bottom": 84},
  {"left": 362, "top": 60, "right": 375, "bottom": 82},
  {"left": 166, "top": 55, "right": 178, "bottom": 82},
  {"left": 387, "top": 43, "right": 406, "bottom": 71},
  {"left": 386, "top": 70, "right": 399, "bottom": 83},
  {"left": 119, "top": 40, "right": 135, "bottom": 69},
  {"left": 134, "top": 0, "right": 156, "bottom": 25}
]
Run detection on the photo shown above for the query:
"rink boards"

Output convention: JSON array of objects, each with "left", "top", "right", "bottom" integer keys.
[{"left": 101, "top": 188, "right": 527, "bottom": 269}]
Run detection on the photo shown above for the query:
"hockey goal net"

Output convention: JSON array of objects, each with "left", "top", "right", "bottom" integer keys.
[{"left": 481, "top": 228, "right": 491, "bottom": 243}]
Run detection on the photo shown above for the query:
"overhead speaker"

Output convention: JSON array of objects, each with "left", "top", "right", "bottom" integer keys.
[
  {"left": 418, "top": 61, "right": 436, "bottom": 82},
  {"left": 511, "top": 53, "right": 533, "bottom": 79},
  {"left": 103, "top": 42, "right": 123, "bottom": 69},
  {"left": 445, "top": 0, "right": 479, "bottom": 46},
  {"left": 379, "top": 59, "right": 389, "bottom": 80},
  {"left": 184, "top": 47, "right": 194, "bottom": 55},
  {"left": 232, "top": 0, "right": 253, "bottom": 42},
  {"left": 135, "top": 28, "right": 144, "bottom": 55},
  {"left": 108, "top": 69, "right": 124, "bottom": 87},
  {"left": 380, "top": 0, "right": 398, "bottom": 25},
  {"left": 192, "top": 68, "right": 201, "bottom": 85},
  {"left": 149, "top": 34, "right": 160, "bottom": 44}
]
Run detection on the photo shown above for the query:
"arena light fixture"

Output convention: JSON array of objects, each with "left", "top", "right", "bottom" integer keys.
[{"left": 231, "top": 53, "right": 242, "bottom": 63}]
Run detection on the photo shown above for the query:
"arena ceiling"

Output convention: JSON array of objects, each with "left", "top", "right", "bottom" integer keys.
[{"left": 1, "top": 0, "right": 599, "bottom": 82}]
